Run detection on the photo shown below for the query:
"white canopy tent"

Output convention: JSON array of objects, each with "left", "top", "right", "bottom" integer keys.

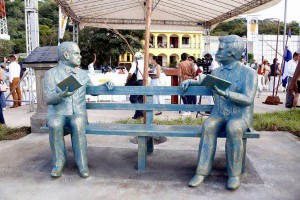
[{"left": 55, "top": 0, "right": 281, "bottom": 31}]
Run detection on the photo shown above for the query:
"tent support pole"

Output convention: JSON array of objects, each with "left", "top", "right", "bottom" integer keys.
[{"left": 143, "top": 0, "right": 153, "bottom": 123}]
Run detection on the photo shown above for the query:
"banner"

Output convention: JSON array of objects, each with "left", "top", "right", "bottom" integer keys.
[
  {"left": 247, "top": 16, "right": 258, "bottom": 41},
  {"left": 59, "top": 6, "right": 68, "bottom": 39}
]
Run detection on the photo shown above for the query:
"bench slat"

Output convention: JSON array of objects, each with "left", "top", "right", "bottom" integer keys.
[
  {"left": 86, "top": 103, "right": 214, "bottom": 111},
  {"left": 85, "top": 123, "right": 260, "bottom": 138},
  {"left": 86, "top": 86, "right": 213, "bottom": 96}
]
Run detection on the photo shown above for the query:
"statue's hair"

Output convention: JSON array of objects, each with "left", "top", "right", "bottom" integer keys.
[
  {"left": 219, "top": 35, "right": 244, "bottom": 60},
  {"left": 57, "top": 42, "right": 78, "bottom": 61}
]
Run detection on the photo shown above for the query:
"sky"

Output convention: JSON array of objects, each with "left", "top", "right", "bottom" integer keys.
[{"left": 240, "top": 0, "right": 299, "bottom": 23}]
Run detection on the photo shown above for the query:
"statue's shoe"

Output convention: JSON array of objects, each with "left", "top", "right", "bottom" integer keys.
[
  {"left": 227, "top": 176, "right": 240, "bottom": 190},
  {"left": 79, "top": 167, "right": 90, "bottom": 178},
  {"left": 51, "top": 166, "right": 64, "bottom": 177},
  {"left": 188, "top": 174, "right": 206, "bottom": 187}
]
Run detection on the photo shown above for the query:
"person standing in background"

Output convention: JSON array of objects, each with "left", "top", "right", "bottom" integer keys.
[
  {"left": 149, "top": 56, "right": 164, "bottom": 115},
  {"left": 178, "top": 53, "right": 195, "bottom": 116},
  {"left": 127, "top": 52, "right": 144, "bottom": 119},
  {"left": 285, "top": 52, "right": 299, "bottom": 108},
  {"left": 269, "top": 58, "right": 280, "bottom": 94},
  {"left": 4, "top": 55, "right": 22, "bottom": 108},
  {"left": 88, "top": 53, "right": 96, "bottom": 75},
  {"left": 0, "top": 66, "right": 5, "bottom": 124},
  {"left": 0, "top": 65, "right": 7, "bottom": 111}
]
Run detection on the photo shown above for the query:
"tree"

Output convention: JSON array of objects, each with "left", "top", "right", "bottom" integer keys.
[
  {"left": 0, "top": 40, "right": 14, "bottom": 59},
  {"left": 211, "top": 18, "right": 300, "bottom": 36},
  {"left": 79, "top": 28, "right": 144, "bottom": 68}
]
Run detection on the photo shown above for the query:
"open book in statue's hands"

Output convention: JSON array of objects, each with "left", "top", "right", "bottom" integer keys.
[
  {"left": 57, "top": 75, "right": 83, "bottom": 93},
  {"left": 200, "top": 74, "right": 231, "bottom": 91}
]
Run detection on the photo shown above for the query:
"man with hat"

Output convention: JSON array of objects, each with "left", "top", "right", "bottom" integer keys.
[{"left": 3, "top": 55, "right": 22, "bottom": 108}]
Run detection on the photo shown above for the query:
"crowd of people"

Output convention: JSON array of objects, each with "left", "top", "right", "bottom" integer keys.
[{"left": 248, "top": 51, "right": 300, "bottom": 108}]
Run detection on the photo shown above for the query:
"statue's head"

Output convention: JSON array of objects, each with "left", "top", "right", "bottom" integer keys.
[
  {"left": 58, "top": 42, "right": 81, "bottom": 67},
  {"left": 216, "top": 35, "right": 244, "bottom": 65}
]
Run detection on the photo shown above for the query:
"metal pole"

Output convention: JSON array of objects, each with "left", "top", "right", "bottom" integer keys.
[
  {"left": 143, "top": 0, "right": 152, "bottom": 87},
  {"left": 58, "top": 5, "right": 61, "bottom": 45},
  {"left": 143, "top": 0, "right": 152, "bottom": 124},
  {"left": 262, "top": 34, "right": 264, "bottom": 63},
  {"left": 272, "top": 20, "right": 280, "bottom": 97},
  {"left": 283, "top": 0, "right": 287, "bottom": 52}
]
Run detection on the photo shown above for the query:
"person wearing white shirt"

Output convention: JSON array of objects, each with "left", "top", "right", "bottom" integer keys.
[
  {"left": 126, "top": 52, "right": 144, "bottom": 119},
  {"left": 285, "top": 52, "right": 299, "bottom": 108},
  {"left": 4, "top": 55, "right": 21, "bottom": 108},
  {"left": 88, "top": 53, "right": 96, "bottom": 75}
]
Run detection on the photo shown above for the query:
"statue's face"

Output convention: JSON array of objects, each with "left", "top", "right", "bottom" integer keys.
[
  {"left": 216, "top": 42, "right": 231, "bottom": 64},
  {"left": 68, "top": 45, "right": 82, "bottom": 67}
]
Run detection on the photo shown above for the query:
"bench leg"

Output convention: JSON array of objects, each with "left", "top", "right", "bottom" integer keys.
[
  {"left": 138, "top": 136, "right": 147, "bottom": 171},
  {"left": 147, "top": 137, "right": 154, "bottom": 154},
  {"left": 242, "top": 138, "right": 247, "bottom": 174}
]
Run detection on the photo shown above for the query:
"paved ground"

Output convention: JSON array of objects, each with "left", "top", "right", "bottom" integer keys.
[{"left": 0, "top": 90, "right": 299, "bottom": 200}]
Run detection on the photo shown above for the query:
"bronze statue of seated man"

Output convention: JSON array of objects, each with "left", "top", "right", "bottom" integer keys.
[
  {"left": 44, "top": 42, "right": 114, "bottom": 178},
  {"left": 181, "top": 35, "right": 257, "bottom": 190}
]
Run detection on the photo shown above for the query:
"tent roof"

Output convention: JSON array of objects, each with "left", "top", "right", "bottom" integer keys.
[{"left": 55, "top": 0, "right": 281, "bottom": 31}]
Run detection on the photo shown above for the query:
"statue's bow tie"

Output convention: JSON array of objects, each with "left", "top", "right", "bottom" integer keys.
[{"left": 66, "top": 68, "right": 77, "bottom": 74}]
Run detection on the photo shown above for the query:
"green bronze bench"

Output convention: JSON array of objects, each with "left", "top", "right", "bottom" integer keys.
[{"left": 42, "top": 85, "right": 260, "bottom": 172}]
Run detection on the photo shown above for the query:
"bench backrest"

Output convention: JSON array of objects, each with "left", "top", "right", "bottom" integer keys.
[{"left": 86, "top": 86, "right": 213, "bottom": 124}]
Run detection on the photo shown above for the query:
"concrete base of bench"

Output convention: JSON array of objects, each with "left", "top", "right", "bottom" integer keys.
[{"left": 41, "top": 124, "right": 260, "bottom": 172}]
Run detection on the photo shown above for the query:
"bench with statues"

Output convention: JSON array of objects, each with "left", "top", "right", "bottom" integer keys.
[
  {"left": 42, "top": 85, "right": 260, "bottom": 172},
  {"left": 41, "top": 36, "right": 259, "bottom": 190}
]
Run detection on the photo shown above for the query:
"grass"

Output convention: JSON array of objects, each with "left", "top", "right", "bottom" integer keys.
[
  {"left": 116, "top": 117, "right": 205, "bottom": 126},
  {"left": 116, "top": 110, "right": 300, "bottom": 138},
  {"left": 253, "top": 110, "right": 300, "bottom": 138},
  {"left": 0, "top": 126, "right": 31, "bottom": 141}
]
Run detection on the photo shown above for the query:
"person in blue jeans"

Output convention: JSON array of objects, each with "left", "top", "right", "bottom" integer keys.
[
  {"left": 0, "top": 68, "right": 5, "bottom": 124},
  {"left": 127, "top": 52, "right": 144, "bottom": 119}
]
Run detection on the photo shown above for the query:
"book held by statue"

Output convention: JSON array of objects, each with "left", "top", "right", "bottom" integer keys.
[
  {"left": 200, "top": 74, "right": 231, "bottom": 91},
  {"left": 57, "top": 75, "right": 82, "bottom": 92}
]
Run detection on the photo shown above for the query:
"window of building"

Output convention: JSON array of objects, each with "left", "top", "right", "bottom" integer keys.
[{"left": 182, "top": 37, "right": 189, "bottom": 45}]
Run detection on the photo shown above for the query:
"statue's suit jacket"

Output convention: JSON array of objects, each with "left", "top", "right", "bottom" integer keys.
[
  {"left": 211, "top": 61, "right": 258, "bottom": 130},
  {"left": 44, "top": 64, "right": 90, "bottom": 119}
]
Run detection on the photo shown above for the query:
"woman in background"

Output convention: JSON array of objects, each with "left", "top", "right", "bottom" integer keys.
[{"left": 149, "top": 56, "right": 164, "bottom": 115}]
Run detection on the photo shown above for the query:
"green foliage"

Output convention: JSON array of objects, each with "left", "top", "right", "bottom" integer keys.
[
  {"left": 211, "top": 18, "right": 300, "bottom": 36},
  {"left": 79, "top": 28, "right": 144, "bottom": 68},
  {"left": 0, "top": 40, "right": 14, "bottom": 59},
  {"left": 211, "top": 18, "right": 247, "bottom": 37},
  {"left": 248, "top": 53, "right": 254, "bottom": 63}
]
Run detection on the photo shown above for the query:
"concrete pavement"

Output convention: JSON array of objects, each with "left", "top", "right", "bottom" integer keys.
[{"left": 0, "top": 90, "right": 299, "bottom": 200}]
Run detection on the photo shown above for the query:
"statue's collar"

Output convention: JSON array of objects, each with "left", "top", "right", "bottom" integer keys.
[
  {"left": 220, "top": 61, "right": 241, "bottom": 70},
  {"left": 58, "top": 64, "right": 78, "bottom": 74}
]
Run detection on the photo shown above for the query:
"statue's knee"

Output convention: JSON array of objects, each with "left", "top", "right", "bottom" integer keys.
[
  {"left": 203, "top": 121, "right": 217, "bottom": 133},
  {"left": 70, "top": 116, "right": 86, "bottom": 128},
  {"left": 226, "top": 120, "right": 244, "bottom": 139},
  {"left": 47, "top": 118, "right": 64, "bottom": 129}
]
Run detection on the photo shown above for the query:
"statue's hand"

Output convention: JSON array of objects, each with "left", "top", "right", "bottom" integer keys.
[
  {"left": 180, "top": 80, "right": 190, "bottom": 91},
  {"left": 213, "top": 85, "right": 228, "bottom": 98},
  {"left": 59, "top": 87, "right": 75, "bottom": 98},
  {"left": 106, "top": 81, "right": 114, "bottom": 90}
]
